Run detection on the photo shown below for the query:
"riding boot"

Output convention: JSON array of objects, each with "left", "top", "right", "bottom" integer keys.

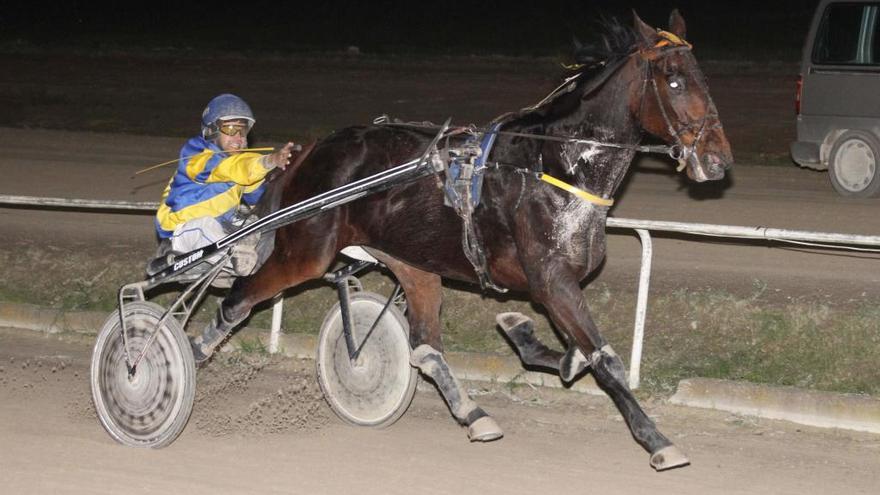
[{"left": 189, "top": 309, "right": 234, "bottom": 364}]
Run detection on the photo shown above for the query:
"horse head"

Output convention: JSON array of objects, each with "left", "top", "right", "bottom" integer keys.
[{"left": 631, "top": 10, "right": 733, "bottom": 182}]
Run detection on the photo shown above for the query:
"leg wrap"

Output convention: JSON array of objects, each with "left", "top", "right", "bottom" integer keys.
[
  {"left": 411, "top": 345, "right": 481, "bottom": 424},
  {"left": 497, "top": 312, "right": 597, "bottom": 384},
  {"left": 590, "top": 345, "right": 626, "bottom": 385},
  {"left": 190, "top": 307, "right": 243, "bottom": 363},
  {"left": 496, "top": 312, "right": 564, "bottom": 371},
  {"left": 559, "top": 346, "right": 590, "bottom": 383},
  {"left": 591, "top": 345, "right": 672, "bottom": 455},
  {"left": 411, "top": 345, "right": 503, "bottom": 442}
]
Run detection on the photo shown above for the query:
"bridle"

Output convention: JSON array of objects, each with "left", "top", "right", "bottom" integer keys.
[
  {"left": 636, "top": 31, "right": 723, "bottom": 172},
  {"left": 480, "top": 31, "right": 721, "bottom": 173}
]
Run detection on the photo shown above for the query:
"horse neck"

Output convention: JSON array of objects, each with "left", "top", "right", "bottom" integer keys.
[{"left": 518, "top": 59, "right": 643, "bottom": 199}]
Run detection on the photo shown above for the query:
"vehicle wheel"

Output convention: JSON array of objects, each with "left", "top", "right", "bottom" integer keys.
[
  {"left": 828, "top": 131, "right": 880, "bottom": 197},
  {"left": 317, "top": 291, "right": 416, "bottom": 428},
  {"left": 90, "top": 301, "right": 196, "bottom": 448}
]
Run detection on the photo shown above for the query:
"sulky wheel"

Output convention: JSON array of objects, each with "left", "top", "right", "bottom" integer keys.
[
  {"left": 90, "top": 301, "right": 196, "bottom": 448},
  {"left": 317, "top": 291, "right": 417, "bottom": 428}
]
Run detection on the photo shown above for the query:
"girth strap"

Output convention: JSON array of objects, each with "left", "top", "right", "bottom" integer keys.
[{"left": 442, "top": 124, "right": 507, "bottom": 294}]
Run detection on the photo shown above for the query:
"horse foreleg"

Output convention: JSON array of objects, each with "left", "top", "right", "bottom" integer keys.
[
  {"left": 497, "top": 312, "right": 592, "bottom": 382},
  {"left": 531, "top": 275, "right": 688, "bottom": 471},
  {"left": 368, "top": 250, "right": 503, "bottom": 442}
]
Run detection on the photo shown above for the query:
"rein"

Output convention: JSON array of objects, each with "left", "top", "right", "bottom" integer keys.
[
  {"left": 375, "top": 35, "right": 700, "bottom": 166},
  {"left": 374, "top": 117, "right": 684, "bottom": 162},
  {"left": 495, "top": 31, "right": 713, "bottom": 175}
]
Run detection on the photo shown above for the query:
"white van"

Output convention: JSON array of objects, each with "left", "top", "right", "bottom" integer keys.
[{"left": 791, "top": 0, "right": 880, "bottom": 197}]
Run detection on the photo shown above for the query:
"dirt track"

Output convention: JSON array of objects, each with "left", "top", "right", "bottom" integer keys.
[{"left": 2, "top": 327, "right": 879, "bottom": 495}]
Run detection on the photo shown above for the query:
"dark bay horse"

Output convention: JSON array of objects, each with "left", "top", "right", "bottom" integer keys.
[{"left": 194, "top": 11, "right": 732, "bottom": 470}]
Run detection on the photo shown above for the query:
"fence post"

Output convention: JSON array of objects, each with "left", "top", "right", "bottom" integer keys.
[
  {"left": 628, "top": 229, "right": 653, "bottom": 390},
  {"left": 270, "top": 295, "right": 283, "bottom": 354}
]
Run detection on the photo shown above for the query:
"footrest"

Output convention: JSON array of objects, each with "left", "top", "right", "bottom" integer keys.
[{"left": 145, "top": 255, "right": 171, "bottom": 277}]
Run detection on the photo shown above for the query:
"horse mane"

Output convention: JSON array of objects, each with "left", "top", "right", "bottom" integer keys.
[
  {"left": 498, "top": 16, "right": 640, "bottom": 125},
  {"left": 571, "top": 16, "right": 639, "bottom": 70}
]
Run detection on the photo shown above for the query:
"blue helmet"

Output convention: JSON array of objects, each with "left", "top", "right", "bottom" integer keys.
[{"left": 200, "top": 94, "right": 255, "bottom": 138}]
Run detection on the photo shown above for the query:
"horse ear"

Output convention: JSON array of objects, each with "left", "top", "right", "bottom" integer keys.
[
  {"left": 632, "top": 10, "right": 658, "bottom": 46},
  {"left": 669, "top": 9, "right": 687, "bottom": 39}
]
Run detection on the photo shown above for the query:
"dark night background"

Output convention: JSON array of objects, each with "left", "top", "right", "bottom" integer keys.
[{"left": 3, "top": 1, "right": 820, "bottom": 60}]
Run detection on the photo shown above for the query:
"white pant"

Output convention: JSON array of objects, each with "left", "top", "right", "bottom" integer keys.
[{"left": 170, "top": 216, "right": 227, "bottom": 253}]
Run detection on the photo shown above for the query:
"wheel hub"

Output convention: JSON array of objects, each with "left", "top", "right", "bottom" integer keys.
[{"left": 836, "top": 139, "right": 876, "bottom": 191}]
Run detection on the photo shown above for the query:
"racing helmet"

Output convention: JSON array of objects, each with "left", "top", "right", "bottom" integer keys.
[{"left": 200, "top": 93, "right": 256, "bottom": 139}]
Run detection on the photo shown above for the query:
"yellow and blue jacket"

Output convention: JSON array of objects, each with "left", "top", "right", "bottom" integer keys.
[{"left": 155, "top": 137, "right": 270, "bottom": 239}]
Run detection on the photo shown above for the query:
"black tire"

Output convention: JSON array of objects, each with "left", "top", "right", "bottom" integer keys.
[
  {"left": 828, "top": 130, "right": 880, "bottom": 197},
  {"left": 90, "top": 301, "right": 196, "bottom": 448},
  {"left": 316, "top": 291, "right": 416, "bottom": 428}
]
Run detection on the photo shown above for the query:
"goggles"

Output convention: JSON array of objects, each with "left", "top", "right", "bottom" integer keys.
[{"left": 218, "top": 122, "right": 250, "bottom": 137}]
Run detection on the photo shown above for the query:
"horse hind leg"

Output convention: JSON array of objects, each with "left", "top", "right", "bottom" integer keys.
[
  {"left": 368, "top": 249, "right": 503, "bottom": 442},
  {"left": 410, "top": 345, "right": 502, "bottom": 441},
  {"left": 191, "top": 234, "right": 338, "bottom": 363}
]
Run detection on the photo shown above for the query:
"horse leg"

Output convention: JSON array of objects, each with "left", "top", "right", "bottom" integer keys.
[
  {"left": 368, "top": 250, "right": 503, "bottom": 442},
  {"left": 191, "top": 238, "right": 336, "bottom": 363},
  {"left": 528, "top": 274, "right": 688, "bottom": 471},
  {"left": 497, "top": 312, "right": 591, "bottom": 382}
]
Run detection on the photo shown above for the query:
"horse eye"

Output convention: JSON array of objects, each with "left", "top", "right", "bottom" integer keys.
[{"left": 668, "top": 78, "right": 685, "bottom": 91}]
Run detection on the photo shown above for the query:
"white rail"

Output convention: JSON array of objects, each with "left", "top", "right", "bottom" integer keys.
[
  {"left": 0, "top": 194, "right": 159, "bottom": 210},
  {"left": 4, "top": 194, "right": 880, "bottom": 389}
]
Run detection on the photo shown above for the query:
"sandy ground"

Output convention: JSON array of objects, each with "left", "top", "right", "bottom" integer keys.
[{"left": 1, "top": 327, "right": 879, "bottom": 495}]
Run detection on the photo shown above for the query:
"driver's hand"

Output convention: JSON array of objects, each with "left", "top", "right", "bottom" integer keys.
[{"left": 264, "top": 142, "right": 296, "bottom": 171}]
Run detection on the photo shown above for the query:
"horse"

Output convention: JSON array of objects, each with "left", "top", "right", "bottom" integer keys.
[{"left": 192, "top": 10, "right": 732, "bottom": 470}]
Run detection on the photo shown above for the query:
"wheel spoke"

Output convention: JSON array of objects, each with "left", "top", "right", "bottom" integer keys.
[{"left": 90, "top": 302, "right": 195, "bottom": 448}]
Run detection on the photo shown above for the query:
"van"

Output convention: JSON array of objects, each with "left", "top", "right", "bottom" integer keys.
[{"left": 791, "top": 0, "right": 880, "bottom": 197}]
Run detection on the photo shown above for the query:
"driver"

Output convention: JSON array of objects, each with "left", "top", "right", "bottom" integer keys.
[{"left": 154, "top": 94, "right": 296, "bottom": 281}]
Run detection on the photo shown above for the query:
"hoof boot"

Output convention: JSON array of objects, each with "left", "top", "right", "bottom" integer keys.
[
  {"left": 467, "top": 416, "right": 504, "bottom": 442},
  {"left": 650, "top": 445, "right": 690, "bottom": 471},
  {"left": 189, "top": 337, "right": 213, "bottom": 365}
]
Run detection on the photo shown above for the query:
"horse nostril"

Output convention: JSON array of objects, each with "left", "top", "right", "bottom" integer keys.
[{"left": 702, "top": 153, "right": 728, "bottom": 177}]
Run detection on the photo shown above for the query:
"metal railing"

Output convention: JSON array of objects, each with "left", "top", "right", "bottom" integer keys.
[{"left": 3, "top": 193, "right": 879, "bottom": 389}]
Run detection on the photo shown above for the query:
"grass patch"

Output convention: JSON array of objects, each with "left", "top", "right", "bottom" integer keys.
[
  {"left": 236, "top": 336, "right": 270, "bottom": 356},
  {"left": 637, "top": 288, "right": 880, "bottom": 397}
]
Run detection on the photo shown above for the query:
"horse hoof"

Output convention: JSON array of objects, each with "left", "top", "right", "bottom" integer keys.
[
  {"left": 650, "top": 445, "right": 690, "bottom": 471},
  {"left": 468, "top": 416, "right": 504, "bottom": 442},
  {"left": 496, "top": 312, "right": 531, "bottom": 334}
]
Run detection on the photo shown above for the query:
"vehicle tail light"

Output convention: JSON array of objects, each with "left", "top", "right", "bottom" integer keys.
[{"left": 795, "top": 76, "right": 803, "bottom": 115}]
